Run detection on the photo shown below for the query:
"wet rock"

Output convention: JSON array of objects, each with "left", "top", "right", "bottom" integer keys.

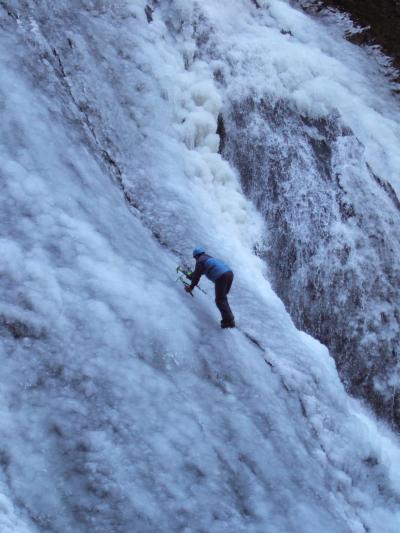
[{"left": 145, "top": 5, "right": 153, "bottom": 23}]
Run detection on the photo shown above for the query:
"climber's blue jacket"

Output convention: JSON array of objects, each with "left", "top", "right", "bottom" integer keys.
[{"left": 189, "top": 253, "right": 232, "bottom": 288}]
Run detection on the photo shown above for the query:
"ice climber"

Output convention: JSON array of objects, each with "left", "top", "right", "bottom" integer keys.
[{"left": 185, "top": 246, "right": 236, "bottom": 328}]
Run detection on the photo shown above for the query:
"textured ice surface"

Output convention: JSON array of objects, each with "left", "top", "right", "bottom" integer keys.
[
  {"left": 0, "top": 1, "right": 400, "bottom": 532},
  {"left": 188, "top": 0, "right": 400, "bottom": 428}
]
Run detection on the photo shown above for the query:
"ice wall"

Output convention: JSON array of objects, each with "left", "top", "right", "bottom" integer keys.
[
  {"left": 183, "top": 0, "right": 400, "bottom": 429},
  {"left": 0, "top": 1, "right": 400, "bottom": 532}
]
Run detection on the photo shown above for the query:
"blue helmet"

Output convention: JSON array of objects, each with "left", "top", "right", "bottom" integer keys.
[{"left": 193, "top": 246, "right": 205, "bottom": 258}]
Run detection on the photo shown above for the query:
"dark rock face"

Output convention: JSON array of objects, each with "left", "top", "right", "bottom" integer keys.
[
  {"left": 300, "top": 0, "right": 400, "bottom": 73},
  {"left": 221, "top": 97, "right": 400, "bottom": 428}
]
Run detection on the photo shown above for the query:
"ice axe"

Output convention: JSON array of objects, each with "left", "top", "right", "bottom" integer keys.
[{"left": 176, "top": 266, "right": 207, "bottom": 295}]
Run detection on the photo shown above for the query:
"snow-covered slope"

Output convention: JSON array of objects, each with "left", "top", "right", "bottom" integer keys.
[{"left": 0, "top": 1, "right": 400, "bottom": 531}]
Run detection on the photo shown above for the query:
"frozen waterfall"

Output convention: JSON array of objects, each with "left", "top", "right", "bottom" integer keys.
[{"left": 0, "top": 1, "right": 400, "bottom": 532}]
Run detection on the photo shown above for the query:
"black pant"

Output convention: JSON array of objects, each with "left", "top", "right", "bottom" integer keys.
[{"left": 215, "top": 271, "right": 234, "bottom": 323}]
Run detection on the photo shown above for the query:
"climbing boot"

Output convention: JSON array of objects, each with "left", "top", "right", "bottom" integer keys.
[{"left": 221, "top": 319, "right": 236, "bottom": 329}]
